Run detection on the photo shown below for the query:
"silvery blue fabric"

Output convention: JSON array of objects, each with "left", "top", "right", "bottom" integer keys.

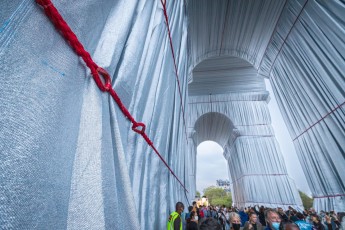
[
  {"left": 187, "top": 0, "right": 345, "bottom": 212},
  {"left": 262, "top": 0, "right": 345, "bottom": 211},
  {"left": 1, "top": 0, "right": 345, "bottom": 229},
  {"left": 188, "top": 93, "right": 303, "bottom": 210},
  {"left": 1, "top": 0, "right": 189, "bottom": 229}
]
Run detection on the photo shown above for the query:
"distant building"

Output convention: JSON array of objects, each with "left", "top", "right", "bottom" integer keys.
[{"left": 216, "top": 179, "right": 231, "bottom": 192}]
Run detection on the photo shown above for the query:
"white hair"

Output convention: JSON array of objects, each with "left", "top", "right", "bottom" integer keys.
[{"left": 229, "top": 212, "right": 241, "bottom": 222}]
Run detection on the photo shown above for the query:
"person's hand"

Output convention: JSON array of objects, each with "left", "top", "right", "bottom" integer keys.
[{"left": 248, "top": 223, "right": 253, "bottom": 229}]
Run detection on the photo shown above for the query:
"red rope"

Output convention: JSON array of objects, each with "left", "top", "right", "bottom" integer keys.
[
  {"left": 231, "top": 173, "right": 288, "bottom": 184},
  {"left": 268, "top": 0, "right": 309, "bottom": 76},
  {"left": 293, "top": 101, "right": 345, "bottom": 141},
  {"left": 313, "top": 194, "right": 345, "bottom": 199},
  {"left": 36, "top": 0, "right": 188, "bottom": 193},
  {"left": 236, "top": 201, "right": 296, "bottom": 206},
  {"left": 160, "top": 0, "right": 188, "bottom": 143},
  {"left": 219, "top": 0, "right": 230, "bottom": 55},
  {"left": 187, "top": 99, "right": 267, "bottom": 104}
]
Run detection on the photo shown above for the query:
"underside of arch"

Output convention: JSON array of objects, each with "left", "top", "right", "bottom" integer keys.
[
  {"left": 189, "top": 56, "right": 265, "bottom": 96},
  {"left": 193, "top": 112, "right": 234, "bottom": 148}
]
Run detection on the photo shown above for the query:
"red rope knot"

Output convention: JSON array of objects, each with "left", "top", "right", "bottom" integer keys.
[{"left": 132, "top": 122, "right": 146, "bottom": 135}]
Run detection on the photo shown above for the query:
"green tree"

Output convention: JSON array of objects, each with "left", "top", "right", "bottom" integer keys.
[
  {"left": 196, "top": 191, "right": 201, "bottom": 197},
  {"left": 299, "top": 191, "right": 313, "bottom": 209},
  {"left": 203, "top": 186, "right": 232, "bottom": 206}
]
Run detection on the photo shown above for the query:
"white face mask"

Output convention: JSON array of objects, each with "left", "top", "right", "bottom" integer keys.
[{"left": 194, "top": 216, "right": 198, "bottom": 221}]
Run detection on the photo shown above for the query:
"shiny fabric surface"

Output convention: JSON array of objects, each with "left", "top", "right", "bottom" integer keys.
[
  {"left": 188, "top": 93, "right": 303, "bottom": 209},
  {"left": 187, "top": 0, "right": 345, "bottom": 212},
  {"left": 1, "top": 0, "right": 345, "bottom": 229},
  {"left": 1, "top": 0, "right": 189, "bottom": 229},
  {"left": 266, "top": 0, "right": 345, "bottom": 211}
]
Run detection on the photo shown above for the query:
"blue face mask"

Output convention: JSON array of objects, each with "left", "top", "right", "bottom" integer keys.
[{"left": 272, "top": 222, "right": 280, "bottom": 230}]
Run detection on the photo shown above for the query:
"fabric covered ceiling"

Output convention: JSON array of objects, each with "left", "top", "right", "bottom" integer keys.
[
  {"left": 189, "top": 56, "right": 265, "bottom": 96},
  {"left": 187, "top": 0, "right": 286, "bottom": 74}
]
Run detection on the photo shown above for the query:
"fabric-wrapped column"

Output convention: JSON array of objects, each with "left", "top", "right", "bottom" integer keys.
[{"left": 225, "top": 135, "right": 303, "bottom": 209}]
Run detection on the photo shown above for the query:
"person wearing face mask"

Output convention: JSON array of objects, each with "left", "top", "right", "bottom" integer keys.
[
  {"left": 264, "top": 209, "right": 282, "bottom": 230},
  {"left": 186, "top": 211, "right": 198, "bottom": 230},
  {"left": 230, "top": 212, "right": 242, "bottom": 230},
  {"left": 244, "top": 212, "right": 263, "bottom": 230}
]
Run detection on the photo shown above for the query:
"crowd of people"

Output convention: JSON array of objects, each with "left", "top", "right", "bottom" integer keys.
[{"left": 167, "top": 202, "right": 345, "bottom": 230}]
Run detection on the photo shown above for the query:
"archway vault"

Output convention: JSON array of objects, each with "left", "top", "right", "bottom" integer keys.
[
  {"left": 193, "top": 112, "right": 234, "bottom": 148},
  {"left": 188, "top": 56, "right": 265, "bottom": 96}
]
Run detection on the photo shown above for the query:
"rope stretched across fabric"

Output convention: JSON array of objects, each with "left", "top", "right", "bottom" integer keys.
[
  {"left": 160, "top": 0, "right": 188, "bottom": 143},
  {"left": 313, "top": 194, "right": 345, "bottom": 199},
  {"left": 35, "top": 0, "right": 188, "bottom": 193},
  {"left": 293, "top": 101, "right": 345, "bottom": 141},
  {"left": 236, "top": 201, "right": 296, "bottom": 206},
  {"left": 230, "top": 173, "right": 288, "bottom": 184}
]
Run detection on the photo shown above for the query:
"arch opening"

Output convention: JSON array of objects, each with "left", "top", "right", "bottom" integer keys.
[
  {"left": 193, "top": 112, "right": 234, "bottom": 197},
  {"left": 196, "top": 141, "right": 230, "bottom": 196}
]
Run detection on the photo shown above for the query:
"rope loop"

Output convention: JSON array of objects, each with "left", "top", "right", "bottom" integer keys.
[
  {"left": 94, "top": 67, "right": 112, "bottom": 92},
  {"left": 132, "top": 122, "right": 146, "bottom": 135}
]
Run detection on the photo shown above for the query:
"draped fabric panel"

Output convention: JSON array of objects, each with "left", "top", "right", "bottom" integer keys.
[
  {"left": 1, "top": 0, "right": 190, "bottom": 229},
  {"left": 187, "top": 0, "right": 285, "bottom": 73},
  {"left": 225, "top": 136, "right": 302, "bottom": 210},
  {"left": 267, "top": 0, "right": 345, "bottom": 211},
  {"left": 258, "top": 0, "right": 305, "bottom": 77},
  {"left": 188, "top": 93, "right": 272, "bottom": 128}
]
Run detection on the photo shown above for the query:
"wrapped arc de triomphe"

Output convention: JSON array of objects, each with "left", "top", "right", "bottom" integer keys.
[{"left": 1, "top": 0, "right": 344, "bottom": 229}]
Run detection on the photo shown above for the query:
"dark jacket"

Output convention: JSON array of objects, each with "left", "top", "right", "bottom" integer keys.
[{"left": 243, "top": 221, "right": 263, "bottom": 230}]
